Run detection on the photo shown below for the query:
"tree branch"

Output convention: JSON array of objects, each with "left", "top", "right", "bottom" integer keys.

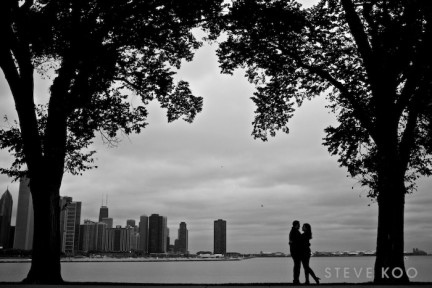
[
  {"left": 340, "top": 0, "right": 378, "bottom": 91},
  {"left": 297, "top": 60, "right": 377, "bottom": 141},
  {"left": 114, "top": 77, "right": 142, "bottom": 92},
  {"left": 0, "top": 48, "right": 22, "bottom": 95},
  {"left": 266, "top": 40, "right": 377, "bottom": 141},
  {"left": 0, "top": 24, "right": 44, "bottom": 179},
  {"left": 399, "top": 94, "right": 421, "bottom": 172},
  {"left": 362, "top": 2, "right": 379, "bottom": 51},
  {"left": 395, "top": 14, "right": 432, "bottom": 117}
]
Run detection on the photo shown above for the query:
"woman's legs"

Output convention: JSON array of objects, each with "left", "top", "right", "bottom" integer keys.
[
  {"left": 301, "top": 255, "right": 320, "bottom": 284},
  {"left": 301, "top": 255, "right": 311, "bottom": 283}
]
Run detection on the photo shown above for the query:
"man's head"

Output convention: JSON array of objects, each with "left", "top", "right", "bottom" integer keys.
[{"left": 292, "top": 220, "right": 300, "bottom": 229}]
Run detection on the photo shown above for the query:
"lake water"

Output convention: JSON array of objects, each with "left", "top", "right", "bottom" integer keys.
[{"left": 0, "top": 256, "right": 431, "bottom": 283}]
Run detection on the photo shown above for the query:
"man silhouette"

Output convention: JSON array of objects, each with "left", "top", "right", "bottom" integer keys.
[{"left": 289, "top": 220, "right": 302, "bottom": 284}]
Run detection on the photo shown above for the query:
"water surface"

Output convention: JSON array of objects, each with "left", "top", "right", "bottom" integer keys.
[{"left": 1, "top": 256, "right": 430, "bottom": 283}]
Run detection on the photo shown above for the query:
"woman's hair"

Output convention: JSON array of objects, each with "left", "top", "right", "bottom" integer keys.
[{"left": 303, "top": 223, "right": 312, "bottom": 239}]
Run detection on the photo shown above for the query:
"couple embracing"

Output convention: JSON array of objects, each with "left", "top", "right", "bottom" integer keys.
[{"left": 289, "top": 220, "right": 320, "bottom": 284}]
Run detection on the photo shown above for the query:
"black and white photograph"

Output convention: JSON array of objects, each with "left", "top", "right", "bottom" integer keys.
[{"left": 1, "top": 0, "right": 431, "bottom": 286}]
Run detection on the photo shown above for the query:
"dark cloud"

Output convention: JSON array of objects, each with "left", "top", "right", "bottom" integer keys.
[{"left": 1, "top": 32, "right": 432, "bottom": 254}]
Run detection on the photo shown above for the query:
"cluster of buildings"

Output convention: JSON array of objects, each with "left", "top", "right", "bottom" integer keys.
[
  {"left": 0, "top": 178, "right": 228, "bottom": 256},
  {"left": 75, "top": 209, "right": 189, "bottom": 255},
  {"left": 0, "top": 179, "right": 33, "bottom": 251}
]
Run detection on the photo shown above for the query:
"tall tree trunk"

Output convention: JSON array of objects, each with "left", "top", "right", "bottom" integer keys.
[
  {"left": 1, "top": 3, "right": 69, "bottom": 284},
  {"left": 23, "top": 178, "right": 63, "bottom": 284},
  {"left": 21, "top": 67, "right": 70, "bottom": 284},
  {"left": 374, "top": 156, "right": 409, "bottom": 283}
]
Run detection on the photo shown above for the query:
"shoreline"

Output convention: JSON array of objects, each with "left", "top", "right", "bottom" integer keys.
[
  {"left": 0, "top": 257, "right": 245, "bottom": 263},
  {"left": 1, "top": 254, "right": 430, "bottom": 263}
]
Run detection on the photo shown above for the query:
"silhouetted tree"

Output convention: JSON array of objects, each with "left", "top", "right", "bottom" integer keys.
[
  {"left": 215, "top": 0, "right": 432, "bottom": 283},
  {"left": 0, "top": 0, "right": 223, "bottom": 283}
]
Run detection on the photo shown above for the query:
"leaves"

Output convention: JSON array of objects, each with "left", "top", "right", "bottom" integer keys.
[
  {"left": 217, "top": 0, "right": 432, "bottom": 197},
  {"left": 0, "top": 0, "right": 225, "bottom": 179}
]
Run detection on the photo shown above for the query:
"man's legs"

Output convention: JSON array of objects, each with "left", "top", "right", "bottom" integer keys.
[{"left": 292, "top": 255, "right": 301, "bottom": 284}]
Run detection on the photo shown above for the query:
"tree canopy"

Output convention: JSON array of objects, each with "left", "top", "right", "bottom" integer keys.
[
  {"left": 216, "top": 0, "right": 432, "bottom": 197},
  {"left": 0, "top": 0, "right": 223, "bottom": 179}
]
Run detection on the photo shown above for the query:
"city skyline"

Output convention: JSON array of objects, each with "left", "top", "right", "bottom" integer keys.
[
  {"left": 1, "top": 0, "right": 432, "bottom": 255},
  {"left": 1, "top": 180, "right": 432, "bottom": 254}
]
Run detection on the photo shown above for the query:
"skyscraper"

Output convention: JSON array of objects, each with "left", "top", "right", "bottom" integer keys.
[
  {"left": 14, "top": 177, "right": 34, "bottom": 250},
  {"left": 98, "top": 206, "right": 108, "bottom": 222},
  {"left": 177, "top": 222, "right": 188, "bottom": 254},
  {"left": 59, "top": 196, "right": 72, "bottom": 251},
  {"left": 80, "top": 220, "right": 106, "bottom": 252},
  {"left": 138, "top": 215, "right": 148, "bottom": 253},
  {"left": 59, "top": 196, "right": 81, "bottom": 255},
  {"left": 126, "top": 219, "right": 136, "bottom": 227},
  {"left": 80, "top": 220, "right": 95, "bottom": 251},
  {"left": 0, "top": 188, "right": 13, "bottom": 248},
  {"left": 148, "top": 214, "right": 167, "bottom": 254},
  {"left": 105, "top": 226, "right": 132, "bottom": 252},
  {"left": 130, "top": 229, "right": 140, "bottom": 251},
  {"left": 101, "top": 217, "right": 113, "bottom": 228},
  {"left": 166, "top": 227, "right": 170, "bottom": 252},
  {"left": 8, "top": 226, "right": 15, "bottom": 248},
  {"left": 95, "top": 222, "right": 107, "bottom": 251},
  {"left": 214, "top": 219, "right": 226, "bottom": 255}
]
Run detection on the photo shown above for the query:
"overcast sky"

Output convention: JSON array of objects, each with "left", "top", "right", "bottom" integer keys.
[{"left": 1, "top": 0, "right": 432, "bottom": 254}]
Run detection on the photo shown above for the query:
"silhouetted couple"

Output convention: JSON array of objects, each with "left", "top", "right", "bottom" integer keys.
[{"left": 289, "top": 220, "right": 320, "bottom": 284}]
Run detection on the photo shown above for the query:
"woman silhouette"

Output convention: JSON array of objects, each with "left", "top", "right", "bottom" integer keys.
[{"left": 301, "top": 223, "right": 320, "bottom": 284}]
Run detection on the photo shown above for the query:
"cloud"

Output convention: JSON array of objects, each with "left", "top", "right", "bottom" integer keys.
[{"left": 1, "top": 31, "right": 432, "bottom": 255}]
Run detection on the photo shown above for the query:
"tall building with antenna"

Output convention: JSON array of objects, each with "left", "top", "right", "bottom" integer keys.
[{"left": 98, "top": 195, "right": 109, "bottom": 222}]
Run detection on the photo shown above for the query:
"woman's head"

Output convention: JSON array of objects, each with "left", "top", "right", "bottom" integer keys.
[{"left": 302, "top": 223, "right": 312, "bottom": 239}]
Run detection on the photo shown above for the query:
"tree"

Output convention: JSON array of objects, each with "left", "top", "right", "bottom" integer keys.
[
  {"left": 215, "top": 0, "right": 432, "bottom": 283},
  {"left": 0, "top": 0, "right": 223, "bottom": 283}
]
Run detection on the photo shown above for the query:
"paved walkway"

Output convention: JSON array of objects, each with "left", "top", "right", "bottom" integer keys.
[{"left": 1, "top": 283, "right": 432, "bottom": 288}]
